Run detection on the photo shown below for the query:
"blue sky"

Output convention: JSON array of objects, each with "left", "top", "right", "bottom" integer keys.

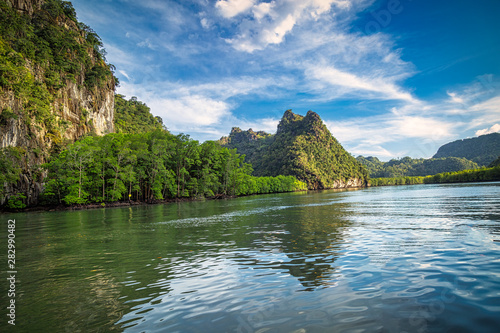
[{"left": 71, "top": 0, "right": 500, "bottom": 160}]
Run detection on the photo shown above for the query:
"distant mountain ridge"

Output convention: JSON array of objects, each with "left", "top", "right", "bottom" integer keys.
[
  {"left": 433, "top": 133, "right": 500, "bottom": 166},
  {"left": 356, "top": 156, "right": 479, "bottom": 178},
  {"left": 219, "top": 110, "right": 369, "bottom": 189}
]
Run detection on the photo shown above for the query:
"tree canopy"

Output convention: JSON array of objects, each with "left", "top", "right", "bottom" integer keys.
[
  {"left": 433, "top": 133, "right": 500, "bottom": 166},
  {"left": 356, "top": 156, "right": 479, "bottom": 178},
  {"left": 42, "top": 131, "right": 307, "bottom": 205},
  {"left": 114, "top": 94, "right": 165, "bottom": 134}
]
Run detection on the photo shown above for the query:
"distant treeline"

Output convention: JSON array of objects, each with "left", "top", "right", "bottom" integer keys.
[
  {"left": 33, "top": 131, "right": 307, "bottom": 207},
  {"left": 357, "top": 156, "right": 480, "bottom": 178},
  {"left": 370, "top": 166, "right": 500, "bottom": 187}
]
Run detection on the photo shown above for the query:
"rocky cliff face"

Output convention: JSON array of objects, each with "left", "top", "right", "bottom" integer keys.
[
  {"left": 0, "top": 0, "right": 115, "bottom": 206},
  {"left": 5, "top": 0, "right": 43, "bottom": 16}
]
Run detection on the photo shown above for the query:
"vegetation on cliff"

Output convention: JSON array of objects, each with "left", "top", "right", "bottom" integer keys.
[
  {"left": 357, "top": 155, "right": 480, "bottom": 178},
  {"left": 220, "top": 110, "right": 369, "bottom": 189},
  {"left": 0, "top": 0, "right": 116, "bottom": 134},
  {"left": 1, "top": 0, "right": 117, "bottom": 206},
  {"left": 114, "top": 94, "right": 165, "bottom": 134},
  {"left": 42, "top": 131, "right": 307, "bottom": 205},
  {"left": 432, "top": 133, "right": 500, "bottom": 166}
]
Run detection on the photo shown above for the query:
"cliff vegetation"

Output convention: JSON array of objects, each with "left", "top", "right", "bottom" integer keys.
[
  {"left": 0, "top": 0, "right": 116, "bottom": 205},
  {"left": 114, "top": 94, "right": 165, "bottom": 134},
  {"left": 220, "top": 110, "right": 369, "bottom": 190}
]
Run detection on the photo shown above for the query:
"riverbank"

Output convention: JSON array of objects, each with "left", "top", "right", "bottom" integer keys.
[
  {"left": 0, "top": 195, "right": 242, "bottom": 214},
  {"left": 369, "top": 166, "right": 500, "bottom": 187}
]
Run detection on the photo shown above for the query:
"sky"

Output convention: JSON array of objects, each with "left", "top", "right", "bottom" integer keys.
[{"left": 70, "top": 0, "right": 500, "bottom": 160}]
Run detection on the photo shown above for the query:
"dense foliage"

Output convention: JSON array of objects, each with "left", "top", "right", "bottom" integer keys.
[
  {"left": 0, "top": 0, "right": 116, "bottom": 139},
  {"left": 114, "top": 94, "right": 165, "bottom": 134},
  {"left": 370, "top": 166, "right": 500, "bottom": 187},
  {"left": 219, "top": 127, "right": 273, "bottom": 169},
  {"left": 42, "top": 131, "right": 307, "bottom": 205},
  {"left": 356, "top": 155, "right": 479, "bottom": 178},
  {"left": 433, "top": 133, "right": 500, "bottom": 166},
  {"left": 221, "top": 110, "right": 368, "bottom": 189},
  {"left": 0, "top": 147, "right": 22, "bottom": 196},
  {"left": 488, "top": 156, "right": 500, "bottom": 168},
  {"left": 0, "top": 0, "right": 114, "bottom": 88}
]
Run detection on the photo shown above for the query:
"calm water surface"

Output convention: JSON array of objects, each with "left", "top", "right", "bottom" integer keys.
[{"left": 1, "top": 183, "right": 500, "bottom": 332}]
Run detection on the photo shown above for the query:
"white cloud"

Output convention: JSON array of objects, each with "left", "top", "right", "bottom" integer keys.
[
  {"left": 216, "top": 0, "right": 256, "bottom": 18},
  {"left": 200, "top": 17, "right": 210, "bottom": 29},
  {"left": 465, "top": 95, "right": 500, "bottom": 130},
  {"left": 348, "top": 144, "right": 395, "bottom": 158},
  {"left": 137, "top": 38, "right": 157, "bottom": 50},
  {"left": 387, "top": 116, "right": 454, "bottom": 140},
  {"left": 469, "top": 95, "right": 500, "bottom": 114},
  {"left": 118, "top": 70, "right": 131, "bottom": 81},
  {"left": 305, "top": 64, "right": 416, "bottom": 102},
  {"left": 325, "top": 113, "right": 456, "bottom": 158},
  {"left": 223, "top": 0, "right": 356, "bottom": 52},
  {"left": 233, "top": 117, "right": 281, "bottom": 134},
  {"left": 116, "top": 75, "right": 290, "bottom": 138},
  {"left": 447, "top": 91, "right": 464, "bottom": 104},
  {"left": 150, "top": 95, "right": 231, "bottom": 127},
  {"left": 475, "top": 124, "right": 500, "bottom": 136},
  {"left": 252, "top": 2, "right": 272, "bottom": 21}
]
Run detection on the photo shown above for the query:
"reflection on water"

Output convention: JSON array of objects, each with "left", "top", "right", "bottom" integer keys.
[{"left": 2, "top": 183, "right": 500, "bottom": 332}]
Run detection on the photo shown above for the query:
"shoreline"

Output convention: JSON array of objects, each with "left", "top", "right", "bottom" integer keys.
[
  {"left": 0, "top": 185, "right": 365, "bottom": 214},
  {"left": 0, "top": 194, "right": 240, "bottom": 214}
]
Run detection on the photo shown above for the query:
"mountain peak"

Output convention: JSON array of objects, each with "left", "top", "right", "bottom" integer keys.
[{"left": 220, "top": 109, "right": 368, "bottom": 189}]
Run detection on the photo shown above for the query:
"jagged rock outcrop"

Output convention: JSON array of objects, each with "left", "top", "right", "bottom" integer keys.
[
  {"left": 220, "top": 110, "right": 369, "bottom": 190},
  {"left": 5, "top": 0, "right": 43, "bottom": 16},
  {"left": 0, "top": 0, "right": 115, "bottom": 206}
]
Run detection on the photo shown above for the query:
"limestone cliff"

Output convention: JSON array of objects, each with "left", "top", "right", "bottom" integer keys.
[
  {"left": 220, "top": 110, "right": 369, "bottom": 190},
  {"left": 0, "top": 0, "right": 115, "bottom": 205}
]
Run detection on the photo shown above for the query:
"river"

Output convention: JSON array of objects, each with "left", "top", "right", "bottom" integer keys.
[{"left": 1, "top": 182, "right": 500, "bottom": 332}]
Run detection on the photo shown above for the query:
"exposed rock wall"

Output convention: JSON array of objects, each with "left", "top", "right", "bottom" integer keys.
[
  {"left": 5, "top": 0, "right": 43, "bottom": 16},
  {"left": 0, "top": 0, "right": 115, "bottom": 206}
]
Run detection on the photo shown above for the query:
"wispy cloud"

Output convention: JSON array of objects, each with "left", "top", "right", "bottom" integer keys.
[
  {"left": 447, "top": 91, "right": 464, "bottom": 104},
  {"left": 305, "top": 64, "right": 416, "bottom": 102},
  {"left": 117, "top": 75, "right": 290, "bottom": 138},
  {"left": 325, "top": 113, "right": 457, "bottom": 158}
]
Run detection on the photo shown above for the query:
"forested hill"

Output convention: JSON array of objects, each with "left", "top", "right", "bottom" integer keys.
[
  {"left": 0, "top": 0, "right": 116, "bottom": 205},
  {"left": 433, "top": 133, "right": 500, "bottom": 166},
  {"left": 219, "top": 110, "right": 369, "bottom": 189},
  {"left": 356, "top": 156, "right": 479, "bottom": 178},
  {"left": 490, "top": 156, "right": 500, "bottom": 168},
  {"left": 114, "top": 94, "right": 165, "bottom": 134}
]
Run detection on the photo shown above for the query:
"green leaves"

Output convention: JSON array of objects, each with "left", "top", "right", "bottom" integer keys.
[
  {"left": 357, "top": 156, "right": 480, "bottom": 178},
  {"left": 114, "top": 95, "right": 165, "bottom": 134},
  {"left": 0, "top": 147, "right": 22, "bottom": 196},
  {"left": 43, "top": 130, "right": 307, "bottom": 206},
  {"left": 222, "top": 110, "right": 368, "bottom": 189}
]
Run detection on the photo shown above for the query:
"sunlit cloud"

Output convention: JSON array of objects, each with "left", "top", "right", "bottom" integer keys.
[
  {"left": 475, "top": 124, "right": 500, "bottom": 136},
  {"left": 216, "top": 0, "right": 256, "bottom": 18},
  {"left": 222, "top": 0, "right": 357, "bottom": 52}
]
